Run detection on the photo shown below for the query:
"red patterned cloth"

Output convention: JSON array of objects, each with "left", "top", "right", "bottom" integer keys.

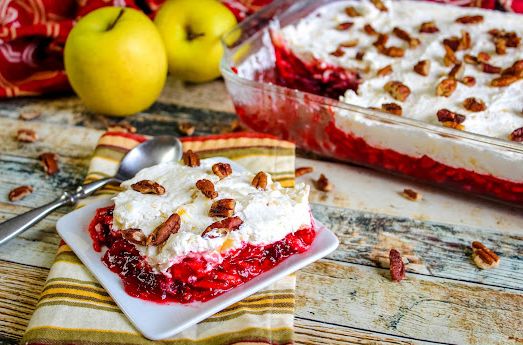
[{"left": 0, "top": 0, "right": 520, "bottom": 98}]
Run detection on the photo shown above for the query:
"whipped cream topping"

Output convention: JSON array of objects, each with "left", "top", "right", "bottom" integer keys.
[
  {"left": 112, "top": 160, "right": 311, "bottom": 271},
  {"left": 277, "top": 0, "right": 523, "bottom": 182}
]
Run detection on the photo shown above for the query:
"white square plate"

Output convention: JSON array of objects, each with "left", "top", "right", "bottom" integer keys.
[{"left": 56, "top": 158, "right": 339, "bottom": 340}]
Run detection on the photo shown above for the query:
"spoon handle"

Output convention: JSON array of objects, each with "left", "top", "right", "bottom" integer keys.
[{"left": 0, "top": 177, "right": 119, "bottom": 246}]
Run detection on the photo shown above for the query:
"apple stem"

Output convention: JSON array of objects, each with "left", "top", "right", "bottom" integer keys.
[
  {"left": 186, "top": 26, "right": 205, "bottom": 41},
  {"left": 107, "top": 8, "right": 125, "bottom": 31}
]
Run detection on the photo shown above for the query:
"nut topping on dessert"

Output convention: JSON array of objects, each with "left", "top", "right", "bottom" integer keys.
[
  {"left": 471, "top": 241, "right": 500, "bottom": 269},
  {"left": 393, "top": 27, "right": 420, "bottom": 48},
  {"left": 330, "top": 47, "right": 345, "bottom": 57},
  {"left": 8, "top": 185, "right": 33, "bottom": 202},
  {"left": 212, "top": 162, "right": 232, "bottom": 179},
  {"left": 501, "top": 59, "right": 523, "bottom": 77},
  {"left": 376, "top": 64, "right": 393, "bottom": 77},
  {"left": 336, "top": 22, "right": 353, "bottom": 31},
  {"left": 196, "top": 179, "right": 218, "bottom": 199},
  {"left": 419, "top": 21, "right": 439, "bottom": 34},
  {"left": 16, "top": 128, "right": 38, "bottom": 143},
  {"left": 370, "top": 0, "right": 388, "bottom": 12},
  {"left": 363, "top": 24, "right": 378, "bottom": 36},
  {"left": 295, "top": 166, "right": 314, "bottom": 177},
  {"left": 436, "top": 78, "right": 457, "bottom": 97},
  {"left": 131, "top": 180, "right": 166, "bottom": 195},
  {"left": 121, "top": 229, "right": 147, "bottom": 246},
  {"left": 489, "top": 29, "right": 521, "bottom": 48},
  {"left": 463, "top": 97, "right": 486, "bottom": 112},
  {"left": 455, "top": 15, "right": 483, "bottom": 24},
  {"left": 463, "top": 54, "right": 478, "bottom": 65},
  {"left": 448, "top": 63, "right": 464, "bottom": 79},
  {"left": 495, "top": 38, "right": 507, "bottom": 55},
  {"left": 251, "top": 171, "right": 268, "bottom": 190},
  {"left": 461, "top": 76, "right": 476, "bottom": 86},
  {"left": 182, "top": 149, "right": 200, "bottom": 167},
  {"left": 147, "top": 213, "right": 181, "bottom": 246},
  {"left": 355, "top": 50, "right": 365, "bottom": 60},
  {"left": 373, "top": 33, "right": 388, "bottom": 49},
  {"left": 39, "top": 152, "right": 59, "bottom": 176},
  {"left": 384, "top": 81, "right": 411, "bottom": 101},
  {"left": 481, "top": 63, "right": 502, "bottom": 74},
  {"left": 315, "top": 174, "right": 332, "bottom": 192},
  {"left": 437, "top": 108, "right": 466, "bottom": 124},
  {"left": 459, "top": 30, "right": 471, "bottom": 50},
  {"left": 339, "top": 39, "right": 359, "bottom": 48},
  {"left": 401, "top": 188, "right": 422, "bottom": 201},
  {"left": 477, "top": 52, "right": 491, "bottom": 63},
  {"left": 202, "top": 216, "right": 243, "bottom": 239},
  {"left": 209, "top": 198, "right": 236, "bottom": 217},
  {"left": 389, "top": 249, "right": 406, "bottom": 282},
  {"left": 509, "top": 127, "right": 523, "bottom": 142},
  {"left": 413, "top": 60, "right": 431, "bottom": 76},
  {"left": 491, "top": 75, "right": 519, "bottom": 87},
  {"left": 381, "top": 103, "right": 403, "bottom": 116},
  {"left": 443, "top": 44, "right": 458, "bottom": 66},
  {"left": 344, "top": 6, "right": 361, "bottom": 17},
  {"left": 379, "top": 46, "right": 405, "bottom": 58}
]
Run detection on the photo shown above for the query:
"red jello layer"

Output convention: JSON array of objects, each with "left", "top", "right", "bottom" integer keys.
[{"left": 89, "top": 206, "right": 316, "bottom": 303}]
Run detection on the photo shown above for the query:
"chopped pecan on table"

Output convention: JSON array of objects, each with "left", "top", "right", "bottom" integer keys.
[
  {"left": 107, "top": 121, "right": 136, "bottom": 133},
  {"left": 413, "top": 60, "right": 431, "bottom": 76},
  {"left": 16, "top": 129, "right": 38, "bottom": 143},
  {"left": 19, "top": 110, "right": 42, "bottom": 121},
  {"left": 8, "top": 185, "right": 33, "bottom": 202},
  {"left": 339, "top": 39, "right": 359, "bottom": 48},
  {"left": 131, "top": 180, "right": 166, "bottom": 195},
  {"left": 381, "top": 103, "right": 403, "bottom": 116},
  {"left": 121, "top": 229, "right": 147, "bottom": 246},
  {"left": 370, "top": 0, "right": 388, "bottom": 12},
  {"left": 461, "top": 76, "right": 476, "bottom": 87},
  {"left": 182, "top": 149, "right": 200, "bottom": 167},
  {"left": 389, "top": 249, "right": 406, "bottom": 282},
  {"left": 201, "top": 216, "right": 243, "bottom": 239},
  {"left": 471, "top": 241, "right": 500, "bottom": 269},
  {"left": 146, "top": 213, "right": 181, "bottom": 246},
  {"left": 335, "top": 22, "right": 354, "bottom": 31},
  {"left": 178, "top": 122, "right": 195, "bottom": 136},
  {"left": 419, "top": 21, "right": 439, "bottom": 34},
  {"left": 196, "top": 179, "right": 218, "bottom": 199},
  {"left": 376, "top": 64, "right": 393, "bottom": 77},
  {"left": 355, "top": 50, "right": 365, "bottom": 60},
  {"left": 315, "top": 174, "right": 332, "bottom": 192},
  {"left": 384, "top": 81, "right": 411, "bottom": 102},
  {"left": 455, "top": 15, "right": 483, "bottom": 24},
  {"left": 436, "top": 78, "right": 457, "bottom": 97},
  {"left": 463, "top": 97, "right": 486, "bottom": 112},
  {"left": 481, "top": 63, "right": 502, "bottom": 74},
  {"left": 448, "top": 63, "right": 464, "bottom": 79},
  {"left": 509, "top": 127, "right": 523, "bottom": 142},
  {"left": 393, "top": 27, "right": 420, "bottom": 48},
  {"left": 363, "top": 24, "right": 378, "bottom": 36},
  {"left": 379, "top": 46, "right": 405, "bottom": 58},
  {"left": 495, "top": 38, "right": 507, "bottom": 55},
  {"left": 39, "top": 152, "right": 59, "bottom": 176},
  {"left": 400, "top": 188, "right": 422, "bottom": 201},
  {"left": 344, "top": 6, "right": 361, "bottom": 17},
  {"left": 212, "top": 162, "right": 232, "bottom": 179},
  {"left": 251, "top": 171, "right": 268, "bottom": 190},
  {"left": 491, "top": 75, "right": 519, "bottom": 87},
  {"left": 443, "top": 44, "right": 458, "bottom": 67},
  {"left": 330, "top": 47, "right": 345, "bottom": 57},
  {"left": 295, "top": 166, "right": 314, "bottom": 177},
  {"left": 209, "top": 198, "right": 236, "bottom": 217}
]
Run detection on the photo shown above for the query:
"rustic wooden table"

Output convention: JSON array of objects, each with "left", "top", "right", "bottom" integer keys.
[{"left": 0, "top": 79, "right": 522, "bottom": 345}]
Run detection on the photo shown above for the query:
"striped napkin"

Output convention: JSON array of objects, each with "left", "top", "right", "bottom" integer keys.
[{"left": 21, "top": 131, "right": 297, "bottom": 345}]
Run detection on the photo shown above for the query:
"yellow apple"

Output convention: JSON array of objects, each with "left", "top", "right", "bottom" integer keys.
[
  {"left": 154, "top": 0, "right": 237, "bottom": 83},
  {"left": 64, "top": 7, "right": 167, "bottom": 116}
]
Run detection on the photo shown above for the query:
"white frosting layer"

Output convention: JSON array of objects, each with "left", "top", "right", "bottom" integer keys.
[
  {"left": 112, "top": 160, "right": 311, "bottom": 271},
  {"left": 280, "top": 0, "right": 523, "bottom": 182}
]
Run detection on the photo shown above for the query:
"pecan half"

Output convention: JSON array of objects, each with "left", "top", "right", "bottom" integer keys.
[
  {"left": 413, "top": 60, "right": 431, "bottom": 76},
  {"left": 196, "top": 179, "right": 218, "bottom": 199},
  {"left": 355, "top": 50, "right": 365, "bottom": 60},
  {"left": 339, "top": 39, "right": 359, "bottom": 48},
  {"left": 401, "top": 188, "right": 422, "bottom": 201},
  {"left": 471, "top": 241, "right": 500, "bottom": 269},
  {"left": 178, "top": 122, "right": 195, "bottom": 136},
  {"left": 363, "top": 24, "right": 378, "bottom": 35},
  {"left": 19, "top": 110, "right": 42, "bottom": 121},
  {"left": 379, "top": 46, "right": 405, "bottom": 58},
  {"left": 330, "top": 47, "right": 345, "bottom": 57},
  {"left": 436, "top": 78, "right": 457, "bottom": 97},
  {"left": 495, "top": 38, "right": 507, "bottom": 55},
  {"left": 295, "top": 166, "right": 314, "bottom": 177},
  {"left": 448, "top": 63, "right": 464, "bottom": 79},
  {"left": 437, "top": 108, "right": 466, "bottom": 124},
  {"left": 370, "top": 0, "right": 388, "bottom": 11},
  {"left": 456, "top": 15, "right": 483, "bottom": 24},
  {"left": 147, "top": 213, "right": 181, "bottom": 246},
  {"left": 131, "top": 180, "right": 165, "bottom": 195},
  {"left": 463, "top": 97, "right": 486, "bottom": 112},
  {"left": 419, "top": 21, "right": 439, "bottom": 34},
  {"left": 315, "top": 174, "right": 332, "bottom": 192},
  {"left": 108, "top": 121, "right": 136, "bottom": 133},
  {"left": 344, "top": 6, "right": 361, "bottom": 17},
  {"left": 509, "top": 127, "right": 523, "bottom": 142},
  {"left": 209, "top": 198, "right": 236, "bottom": 217},
  {"left": 202, "top": 216, "right": 243, "bottom": 239},
  {"left": 381, "top": 103, "right": 403, "bottom": 116},
  {"left": 251, "top": 171, "right": 268, "bottom": 190},
  {"left": 121, "top": 229, "right": 146, "bottom": 246},
  {"left": 481, "top": 63, "right": 501, "bottom": 74},
  {"left": 389, "top": 249, "right": 406, "bottom": 282},
  {"left": 461, "top": 76, "right": 476, "bottom": 87},
  {"left": 8, "top": 185, "right": 33, "bottom": 202},
  {"left": 392, "top": 27, "right": 420, "bottom": 48},
  {"left": 376, "top": 64, "right": 393, "bottom": 77},
  {"left": 491, "top": 75, "right": 519, "bottom": 87},
  {"left": 39, "top": 152, "right": 59, "bottom": 176},
  {"left": 443, "top": 44, "right": 458, "bottom": 66},
  {"left": 384, "top": 81, "right": 411, "bottom": 102},
  {"left": 16, "top": 129, "right": 38, "bottom": 143},
  {"left": 336, "top": 22, "right": 354, "bottom": 31},
  {"left": 212, "top": 162, "right": 232, "bottom": 179},
  {"left": 182, "top": 149, "right": 200, "bottom": 167}
]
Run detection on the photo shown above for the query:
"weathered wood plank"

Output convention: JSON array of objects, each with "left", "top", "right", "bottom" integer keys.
[{"left": 295, "top": 260, "right": 523, "bottom": 345}]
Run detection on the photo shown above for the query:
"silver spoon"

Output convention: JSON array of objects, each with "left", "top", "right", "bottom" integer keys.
[{"left": 0, "top": 135, "right": 183, "bottom": 245}]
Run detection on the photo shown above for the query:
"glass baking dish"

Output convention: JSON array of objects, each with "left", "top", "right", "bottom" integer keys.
[{"left": 220, "top": 0, "right": 523, "bottom": 207}]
